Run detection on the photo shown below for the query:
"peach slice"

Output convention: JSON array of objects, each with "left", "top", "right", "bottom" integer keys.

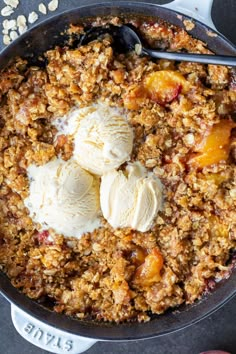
[
  {"left": 130, "top": 246, "right": 148, "bottom": 266},
  {"left": 133, "top": 248, "right": 164, "bottom": 286},
  {"left": 143, "top": 70, "right": 189, "bottom": 105},
  {"left": 188, "top": 119, "right": 236, "bottom": 168},
  {"left": 123, "top": 85, "right": 147, "bottom": 110}
]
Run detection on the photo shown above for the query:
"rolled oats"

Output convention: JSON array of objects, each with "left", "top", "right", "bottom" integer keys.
[
  {"left": 17, "top": 15, "right": 27, "bottom": 34},
  {"left": 18, "top": 24, "right": 27, "bottom": 34},
  {"left": 3, "top": 0, "right": 19, "bottom": 8},
  {"left": 4, "top": 19, "right": 17, "bottom": 31},
  {"left": 183, "top": 133, "right": 195, "bottom": 146},
  {"left": 9, "top": 30, "right": 18, "bottom": 40},
  {"left": 17, "top": 14, "right": 27, "bottom": 27},
  {"left": 48, "top": 0, "right": 58, "bottom": 12},
  {"left": 229, "top": 188, "right": 236, "bottom": 199},
  {"left": 1, "top": 5, "right": 14, "bottom": 16},
  {"left": 3, "top": 34, "right": 11, "bottom": 45},
  {"left": 28, "top": 11, "right": 39, "bottom": 24},
  {"left": 38, "top": 3, "right": 47, "bottom": 15}
]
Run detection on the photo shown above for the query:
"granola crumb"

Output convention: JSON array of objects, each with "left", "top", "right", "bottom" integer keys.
[
  {"left": 183, "top": 133, "right": 195, "bottom": 146},
  {"left": 183, "top": 19, "right": 195, "bottom": 31}
]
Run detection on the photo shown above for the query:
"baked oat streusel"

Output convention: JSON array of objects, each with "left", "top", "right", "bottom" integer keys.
[{"left": 0, "top": 16, "right": 235, "bottom": 323}]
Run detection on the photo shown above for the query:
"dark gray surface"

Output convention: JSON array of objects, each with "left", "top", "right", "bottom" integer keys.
[
  {"left": 1, "top": 294, "right": 236, "bottom": 354},
  {"left": 0, "top": 0, "right": 236, "bottom": 353}
]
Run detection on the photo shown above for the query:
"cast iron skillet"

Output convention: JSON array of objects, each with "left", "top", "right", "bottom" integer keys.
[{"left": 0, "top": 1, "right": 236, "bottom": 341}]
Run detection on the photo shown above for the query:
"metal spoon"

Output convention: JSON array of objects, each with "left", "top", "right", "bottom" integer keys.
[{"left": 80, "top": 24, "right": 236, "bottom": 66}]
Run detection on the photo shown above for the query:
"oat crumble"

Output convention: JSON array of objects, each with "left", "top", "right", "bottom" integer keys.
[{"left": 0, "top": 16, "right": 235, "bottom": 323}]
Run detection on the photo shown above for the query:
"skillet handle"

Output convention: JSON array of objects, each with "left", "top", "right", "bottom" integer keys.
[
  {"left": 161, "top": 0, "right": 217, "bottom": 31},
  {"left": 11, "top": 304, "right": 97, "bottom": 354}
]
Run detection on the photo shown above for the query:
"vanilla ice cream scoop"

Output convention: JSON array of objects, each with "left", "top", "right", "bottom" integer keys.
[
  {"left": 100, "top": 162, "right": 163, "bottom": 232},
  {"left": 24, "top": 158, "right": 101, "bottom": 238},
  {"left": 54, "top": 104, "right": 133, "bottom": 175}
]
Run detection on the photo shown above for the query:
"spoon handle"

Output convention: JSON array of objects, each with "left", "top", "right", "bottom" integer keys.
[{"left": 143, "top": 48, "right": 236, "bottom": 66}]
